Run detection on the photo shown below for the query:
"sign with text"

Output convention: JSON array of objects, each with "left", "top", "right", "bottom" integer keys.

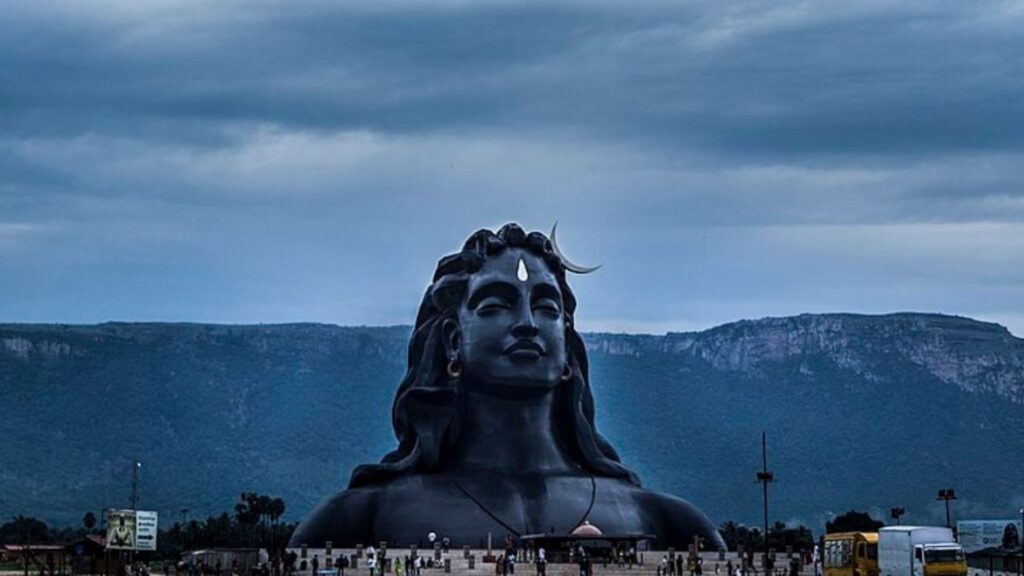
[
  {"left": 957, "top": 520, "right": 1022, "bottom": 553},
  {"left": 135, "top": 511, "right": 158, "bottom": 551}
]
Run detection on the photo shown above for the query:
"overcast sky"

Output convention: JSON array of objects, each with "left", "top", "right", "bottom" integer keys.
[{"left": 2, "top": 1, "right": 1023, "bottom": 335}]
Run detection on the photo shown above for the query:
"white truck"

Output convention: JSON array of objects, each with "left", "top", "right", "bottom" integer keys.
[{"left": 877, "top": 527, "right": 966, "bottom": 576}]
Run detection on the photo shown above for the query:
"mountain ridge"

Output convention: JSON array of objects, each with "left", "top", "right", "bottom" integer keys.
[
  {"left": 584, "top": 313, "right": 1024, "bottom": 404},
  {"left": 2, "top": 312, "right": 1022, "bottom": 533}
]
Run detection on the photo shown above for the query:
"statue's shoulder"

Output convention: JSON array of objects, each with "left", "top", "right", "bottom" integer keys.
[
  {"left": 632, "top": 488, "right": 725, "bottom": 550},
  {"left": 289, "top": 475, "right": 459, "bottom": 547},
  {"left": 289, "top": 486, "right": 379, "bottom": 547}
]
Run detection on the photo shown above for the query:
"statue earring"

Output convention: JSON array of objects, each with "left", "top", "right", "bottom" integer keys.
[
  {"left": 561, "top": 364, "right": 573, "bottom": 382},
  {"left": 447, "top": 356, "right": 462, "bottom": 378}
]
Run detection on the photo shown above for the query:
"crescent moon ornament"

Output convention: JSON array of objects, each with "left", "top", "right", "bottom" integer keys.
[{"left": 550, "top": 221, "right": 602, "bottom": 274}]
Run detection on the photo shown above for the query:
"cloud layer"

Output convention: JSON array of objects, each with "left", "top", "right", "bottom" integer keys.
[{"left": 2, "top": 0, "right": 1022, "bottom": 334}]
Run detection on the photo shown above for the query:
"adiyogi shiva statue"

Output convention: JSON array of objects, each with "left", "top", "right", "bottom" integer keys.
[{"left": 290, "top": 223, "right": 723, "bottom": 549}]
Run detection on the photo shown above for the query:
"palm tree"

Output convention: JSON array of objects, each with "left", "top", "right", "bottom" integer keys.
[
  {"left": 269, "top": 498, "right": 286, "bottom": 554},
  {"left": 719, "top": 521, "right": 741, "bottom": 551},
  {"left": 257, "top": 495, "right": 273, "bottom": 540},
  {"left": 83, "top": 512, "right": 97, "bottom": 533},
  {"left": 269, "top": 499, "right": 285, "bottom": 524}
]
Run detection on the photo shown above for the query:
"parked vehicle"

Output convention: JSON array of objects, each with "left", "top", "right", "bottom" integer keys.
[
  {"left": 824, "top": 532, "right": 879, "bottom": 576},
  {"left": 877, "top": 527, "right": 966, "bottom": 576}
]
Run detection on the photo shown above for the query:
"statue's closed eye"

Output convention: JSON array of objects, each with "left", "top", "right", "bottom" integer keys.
[
  {"left": 533, "top": 298, "right": 561, "bottom": 314},
  {"left": 478, "top": 297, "right": 511, "bottom": 312}
]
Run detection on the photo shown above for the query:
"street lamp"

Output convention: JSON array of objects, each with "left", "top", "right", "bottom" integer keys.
[
  {"left": 936, "top": 489, "right": 956, "bottom": 528},
  {"left": 890, "top": 508, "right": 906, "bottom": 526},
  {"left": 131, "top": 461, "right": 142, "bottom": 510}
]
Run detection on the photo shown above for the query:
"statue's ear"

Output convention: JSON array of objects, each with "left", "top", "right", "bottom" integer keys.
[{"left": 441, "top": 318, "right": 461, "bottom": 359}]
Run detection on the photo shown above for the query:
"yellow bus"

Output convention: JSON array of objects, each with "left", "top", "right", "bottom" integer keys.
[{"left": 825, "top": 532, "right": 879, "bottom": 576}]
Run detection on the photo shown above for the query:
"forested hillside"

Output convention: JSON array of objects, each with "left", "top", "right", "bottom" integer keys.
[{"left": 2, "top": 314, "right": 1021, "bottom": 531}]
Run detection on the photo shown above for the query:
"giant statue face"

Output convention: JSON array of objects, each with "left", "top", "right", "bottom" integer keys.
[{"left": 446, "top": 247, "right": 568, "bottom": 392}]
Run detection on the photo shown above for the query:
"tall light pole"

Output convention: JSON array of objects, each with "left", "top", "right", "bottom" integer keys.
[
  {"left": 180, "top": 508, "right": 190, "bottom": 551},
  {"left": 131, "top": 461, "right": 142, "bottom": 510},
  {"left": 756, "top": 432, "right": 774, "bottom": 560},
  {"left": 1018, "top": 508, "right": 1023, "bottom": 576},
  {"left": 936, "top": 489, "right": 956, "bottom": 529}
]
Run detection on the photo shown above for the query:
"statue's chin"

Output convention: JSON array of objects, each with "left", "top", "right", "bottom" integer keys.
[{"left": 462, "top": 376, "right": 560, "bottom": 399}]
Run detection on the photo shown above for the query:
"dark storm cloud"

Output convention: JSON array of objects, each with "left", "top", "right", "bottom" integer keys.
[
  {"left": 3, "top": 1, "right": 1023, "bottom": 157},
  {"left": 1, "top": 1, "right": 1023, "bottom": 333},
  {"left": 1, "top": 3, "right": 614, "bottom": 138}
]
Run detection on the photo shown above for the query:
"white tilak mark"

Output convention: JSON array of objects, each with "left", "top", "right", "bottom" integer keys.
[{"left": 517, "top": 258, "right": 528, "bottom": 282}]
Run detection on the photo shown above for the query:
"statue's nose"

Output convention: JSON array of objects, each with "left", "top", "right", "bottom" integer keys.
[{"left": 511, "top": 304, "right": 539, "bottom": 338}]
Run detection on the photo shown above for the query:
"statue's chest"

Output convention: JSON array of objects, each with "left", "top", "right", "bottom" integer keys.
[{"left": 375, "top": 474, "right": 647, "bottom": 539}]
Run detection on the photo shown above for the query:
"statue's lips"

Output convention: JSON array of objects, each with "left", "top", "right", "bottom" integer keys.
[{"left": 504, "top": 341, "right": 545, "bottom": 360}]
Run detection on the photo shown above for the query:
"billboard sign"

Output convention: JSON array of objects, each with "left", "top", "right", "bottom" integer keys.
[
  {"left": 106, "top": 510, "right": 137, "bottom": 550},
  {"left": 105, "top": 509, "right": 159, "bottom": 551},
  {"left": 957, "top": 520, "right": 1023, "bottom": 553},
  {"left": 135, "top": 511, "right": 158, "bottom": 551}
]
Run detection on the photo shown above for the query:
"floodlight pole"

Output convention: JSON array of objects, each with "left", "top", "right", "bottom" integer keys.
[
  {"left": 935, "top": 489, "right": 956, "bottom": 529},
  {"left": 890, "top": 507, "right": 905, "bottom": 526},
  {"left": 1018, "top": 507, "right": 1023, "bottom": 576},
  {"left": 756, "top": 432, "right": 774, "bottom": 561},
  {"left": 181, "top": 508, "right": 190, "bottom": 550}
]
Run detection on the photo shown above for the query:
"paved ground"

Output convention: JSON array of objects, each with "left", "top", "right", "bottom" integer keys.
[
  {"left": 287, "top": 550, "right": 815, "bottom": 576},
  {"left": 3, "top": 549, "right": 1014, "bottom": 576}
]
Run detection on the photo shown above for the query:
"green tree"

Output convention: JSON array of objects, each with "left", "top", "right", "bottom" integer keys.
[
  {"left": 83, "top": 512, "right": 97, "bottom": 532},
  {"left": 766, "top": 521, "right": 815, "bottom": 550},
  {"left": 0, "top": 516, "right": 52, "bottom": 544},
  {"left": 269, "top": 498, "right": 285, "bottom": 524},
  {"left": 826, "top": 510, "right": 884, "bottom": 534},
  {"left": 719, "top": 521, "right": 743, "bottom": 551}
]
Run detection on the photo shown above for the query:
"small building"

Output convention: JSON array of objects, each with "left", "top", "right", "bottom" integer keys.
[
  {"left": 183, "top": 548, "right": 269, "bottom": 576},
  {"left": 3, "top": 544, "right": 70, "bottom": 575},
  {"left": 966, "top": 548, "right": 1022, "bottom": 574},
  {"left": 520, "top": 522, "right": 653, "bottom": 563},
  {"left": 65, "top": 535, "right": 124, "bottom": 576}
]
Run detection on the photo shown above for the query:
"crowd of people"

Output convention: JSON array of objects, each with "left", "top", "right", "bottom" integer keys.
[{"left": 144, "top": 530, "right": 812, "bottom": 576}]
